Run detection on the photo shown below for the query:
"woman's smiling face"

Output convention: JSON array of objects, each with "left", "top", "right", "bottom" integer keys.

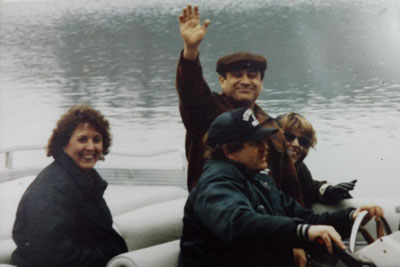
[
  {"left": 284, "top": 129, "right": 310, "bottom": 164},
  {"left": 64, "top": 123, "right": 103, "bottom": 170}
]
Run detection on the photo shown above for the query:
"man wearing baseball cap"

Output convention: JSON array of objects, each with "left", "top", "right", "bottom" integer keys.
[
  {"left": 179, "top": 108, "right": 384, "bottom": 267},
  {"left": 176, "top": 5, "right": 302, "bottom": 207}
]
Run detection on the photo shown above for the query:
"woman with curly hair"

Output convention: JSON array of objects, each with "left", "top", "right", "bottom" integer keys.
[{"left": 11, "top": 105, "right": 127, "bottom": 267}]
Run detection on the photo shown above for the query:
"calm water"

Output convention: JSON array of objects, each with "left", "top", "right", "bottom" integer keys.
[{"left": 0, "top": 0, "right": 399, "bottom": 197}]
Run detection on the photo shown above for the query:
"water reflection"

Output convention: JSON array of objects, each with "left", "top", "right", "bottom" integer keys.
[{"left": 0, "top": 0, "right": 399, "bottom": 196}]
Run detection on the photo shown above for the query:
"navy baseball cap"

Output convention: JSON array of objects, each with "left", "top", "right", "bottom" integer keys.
[{"left": 207, "top": 108, "right": 278, "bottom": 146}]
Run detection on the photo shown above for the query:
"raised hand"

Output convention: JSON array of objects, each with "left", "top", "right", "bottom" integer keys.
[{"left": 178, "top": 5, "right": 210, "bottom": 60}]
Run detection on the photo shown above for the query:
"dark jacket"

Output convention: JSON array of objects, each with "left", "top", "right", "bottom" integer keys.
[
  {"left": 11, "top": 152, "right": 127, "bottom": 267},
  {"left": 296, "top": 162, "right": 327, "bottom": 209},
  {"left": 179, "top": 159, "right": 354, "bottom": 267},
  {"left": 176, "top": 52, "right": 303, "bottom": 205}
]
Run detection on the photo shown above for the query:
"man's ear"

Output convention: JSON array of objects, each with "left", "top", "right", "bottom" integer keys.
[
  {"left": 218, "top": 75, "right": 226, "bottom": 90},
  {"left": 222, "top": 144, "right": 234, "bottom": 160}
]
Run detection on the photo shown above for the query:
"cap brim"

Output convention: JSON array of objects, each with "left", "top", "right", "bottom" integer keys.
[{"left": 244, "top": 127, "right": 278, "bottom": 142}]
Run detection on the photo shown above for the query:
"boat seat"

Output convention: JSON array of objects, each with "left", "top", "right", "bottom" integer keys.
[
  {"left": 0, "top": 176, "right": 36, "bottom": 264},
  {"left": 107, "top": 240, "right": 180, "bottom": 267},
  {"left": 105, "top": 184, "right": 187, "bottom": 216},
  {"left": 113, "top": 198, "right": 186, "bottom": 251},
  {"left": 0, "top": 240, "right": 15, "bottom": 267},
  {"left": 0, "top": 175, "right": 187, "bottom": 265}
]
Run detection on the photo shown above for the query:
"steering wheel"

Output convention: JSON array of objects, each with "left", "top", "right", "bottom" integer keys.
[{"left": 349, "top": 210, "right": 392, "bottom": 254}]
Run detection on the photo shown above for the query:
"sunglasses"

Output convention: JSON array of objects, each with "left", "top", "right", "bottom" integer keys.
[{"left": 283, "top": 131, "right": 311, "bottom": 148}]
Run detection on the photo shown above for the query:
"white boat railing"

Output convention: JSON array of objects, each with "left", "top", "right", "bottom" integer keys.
[
  {"left": 0, "top": 145, "right": 187, "bottom": 173},
  {"left": 0, "top": 145, "right": 45, "bottom": 169},
  {"left": 110, "top": 147, "right": 188, "bottom": 173}
]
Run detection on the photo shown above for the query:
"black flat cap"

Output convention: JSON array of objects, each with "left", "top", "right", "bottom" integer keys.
[{"left": 216, "top": 52, "right": 267, "bottom": 76}]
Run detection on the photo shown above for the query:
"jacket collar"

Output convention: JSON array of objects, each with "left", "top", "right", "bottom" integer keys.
[
  {"left": 54, "top": 152, "right": 107, "bottom": 201},
  {"left": 220, "top": 97, "right": 267, "bottom": 117},
  {"left": 225, "top": 159, "right": 260, "bottom": 180}
]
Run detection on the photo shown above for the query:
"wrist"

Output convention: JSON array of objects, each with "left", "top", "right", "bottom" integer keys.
[
  {"left": 350, "top": 209, "right": 357, "bottom": 221},
  {"left": 183, "top": 45, "right": 199, "bottom": 61},
  {"left": 319, "top": 183, "right": 331, "bottom": 196},
  {"left": 297, "top": 224, "right": 311, "bottom": 242}
]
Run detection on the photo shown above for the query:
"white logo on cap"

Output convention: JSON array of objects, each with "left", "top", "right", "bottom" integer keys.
[{"left": 242, "top": 109, "right": 260, "bottom": 127}]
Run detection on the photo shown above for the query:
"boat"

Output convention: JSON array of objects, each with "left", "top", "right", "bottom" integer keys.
[
  {"left": 0, "top": 145, "right": 399, "bottom": 267},
  {"left": 0, "top": 145, "right": 189, "bottom": 267}
]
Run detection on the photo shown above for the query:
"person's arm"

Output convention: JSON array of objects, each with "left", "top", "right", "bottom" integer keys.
[
  {"left": 306, "top": 204, "right": 384, "bottom": 254},
  {"left": 319, "top": 179, "right": 357, "bottom": 204},
  {"left": 266, "top": 188, "right": 351, "bottom": 254},
  {"left": 193, "top": 177, "right": 310, "bottom": 250},
  {"left": 176, "top": 5, "right": 219, "bottom": 131},
  {"left": 276, "top": 185, "right": 355, "bottom": 241},
  {"left": 176, "top": 51, "right": 218, "bottom": 131},
  {"left": 297, "top": 162, "right": 357, "bottom": 206}
]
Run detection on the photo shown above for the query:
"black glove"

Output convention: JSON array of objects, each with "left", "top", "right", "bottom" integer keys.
[{"left": 321, "top": 180, "right": 357, "bottom": 204}]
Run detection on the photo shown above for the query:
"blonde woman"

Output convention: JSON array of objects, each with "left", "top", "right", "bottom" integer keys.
[{"left": 276, "top": 112, "right": 356, "bottom": 209}]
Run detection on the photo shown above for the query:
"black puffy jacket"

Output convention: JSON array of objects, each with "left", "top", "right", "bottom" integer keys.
[
  {"left": 296, "top": 162, "right": 327, "bottom": 208},
  {"left": 11, "top": 152, "right": 127, "bottom": 267},
  {"left": 179, "top": 159, "right": 354, "bottom": 267}
]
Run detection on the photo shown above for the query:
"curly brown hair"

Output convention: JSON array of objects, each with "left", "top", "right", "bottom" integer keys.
[{"left": 46, "top": 105, "right": 112, "bottom": 157}]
